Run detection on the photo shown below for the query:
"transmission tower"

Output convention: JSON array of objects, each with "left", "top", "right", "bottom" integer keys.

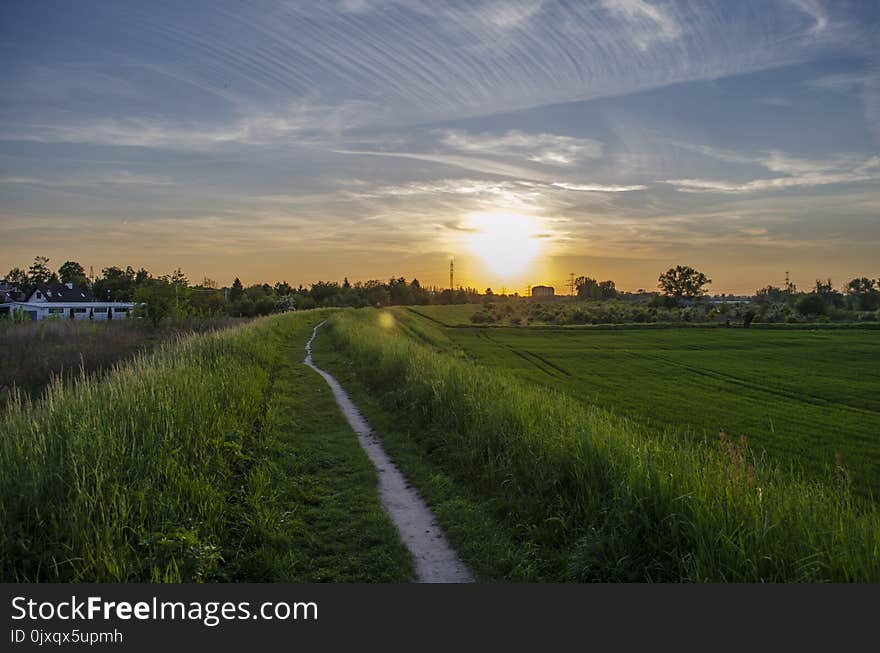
[{"left": 449, "top": 258, "right": 454, "bottom": 291}]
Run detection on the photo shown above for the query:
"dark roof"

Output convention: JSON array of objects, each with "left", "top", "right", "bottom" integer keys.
[
  {"left": 0, "top": 281, "right": 25, "bottom": 303},
  {"left": 29, "top": 284, "right": 96, "bottom": 303}
]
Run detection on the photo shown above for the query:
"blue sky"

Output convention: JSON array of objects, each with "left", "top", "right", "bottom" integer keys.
[{"left": 1, "top": 0, "right": 878, "bottom": 292}]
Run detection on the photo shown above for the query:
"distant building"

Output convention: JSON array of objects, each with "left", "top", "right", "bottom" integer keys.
[
  {"left": 0, "top": 279, "right": 24, "bottom": 304},
  {"left": 531, "top": 285, "right": 555, "bottom": 298},
  {"left": 1, "top": 282, "right": 135, "bottom": 321}
]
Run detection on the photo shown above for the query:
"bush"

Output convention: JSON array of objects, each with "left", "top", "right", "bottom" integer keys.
[{"left": 796, "top": 293, "right": 827, "bottom": 316}]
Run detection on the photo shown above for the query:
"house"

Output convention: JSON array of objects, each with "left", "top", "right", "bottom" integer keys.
[
  {"left": 0, "top": 279, "right": 25, "bottom": 317},
  {"left": 3, "top": 282, "right": 135, "bottom": 321},
  {"left": 531, "top": 285, "right": 555, "bottom": 299}
]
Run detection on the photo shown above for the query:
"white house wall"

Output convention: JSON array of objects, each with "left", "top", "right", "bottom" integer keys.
[{"left": 6, "top": 302, "right": 136, "bottom": 321}]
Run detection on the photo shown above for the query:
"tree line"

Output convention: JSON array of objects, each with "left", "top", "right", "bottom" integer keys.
[
  {"left": 4, "top": 257, "right": 483, "bottom": 325},
  {"left": 5, "top": 258, "right": 877, "bottom": 324}
]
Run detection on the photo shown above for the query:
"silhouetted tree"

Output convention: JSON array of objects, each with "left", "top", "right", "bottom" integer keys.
[
  {"left": 58, "top": 261, "right": 88, "bottom": 287},
  {"left": 229, "top": 277, "right": 244, "bottom": 301},
  {"left": 658, "top": 265, "right": 711, "bottom": 299},
  {"left": 28, "top": 256, "right": 56, "bottom": 287},
  {"left": 844, "top": 277, "right": 879, "bottom": 310}
]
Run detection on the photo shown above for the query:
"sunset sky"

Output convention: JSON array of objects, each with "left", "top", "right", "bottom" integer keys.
[{"left": 1, "top": 1, "right": 878, "bottom": 294}]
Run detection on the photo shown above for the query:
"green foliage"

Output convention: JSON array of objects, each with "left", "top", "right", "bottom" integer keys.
[
  {"left": 321, "top": 310, "right": 880, "bottom": 581},
  {"left": 796, "top": 293, "right": 828, "bottom": 316},
  {"left": 134, "top": 279, "right": 176, "bottom": 326}
]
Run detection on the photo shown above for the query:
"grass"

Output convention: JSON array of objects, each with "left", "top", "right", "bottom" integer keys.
[
  {"left": 315, "top": 308, "right": 880, "bottom": 582},
  {"left": 0, "top": 310, "right": 411, "bottom": 582},
  {"left": 0, "top": 316, "right": 247, "bottom": 407},
  {"left": 402, "top": 307, "right": 880, "bottom": 497}
]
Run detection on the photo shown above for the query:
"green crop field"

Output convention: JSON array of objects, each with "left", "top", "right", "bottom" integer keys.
[
  {"left": 400, "top": 306, "right": 880, "bottom": 497},
  {"left": 314, "top": 309, "right": 880, "bottom": 581}
]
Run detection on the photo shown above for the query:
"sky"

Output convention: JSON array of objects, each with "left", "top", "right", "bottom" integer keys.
[{"left": 1, "top": 0, "right": 878, "bottom": 294}]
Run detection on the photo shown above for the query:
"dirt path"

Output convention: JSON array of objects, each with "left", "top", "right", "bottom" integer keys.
[{"left": 304, "top": 321, "right": 473, "bottom": 583}]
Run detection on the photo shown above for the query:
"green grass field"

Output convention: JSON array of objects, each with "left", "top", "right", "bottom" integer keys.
[
  {"left": 316, "top": 309, "right": 880, "bottom": 581},
  {"left": 401, "top": 306, "right": 880, "bottom": 497},
  {"left": 0, "top": 311, "right": 411, "bottom": 582}
]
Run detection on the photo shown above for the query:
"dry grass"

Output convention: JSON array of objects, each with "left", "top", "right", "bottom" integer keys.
[{"left": 0, "top": 317, "right": 245, "bottom": 406}]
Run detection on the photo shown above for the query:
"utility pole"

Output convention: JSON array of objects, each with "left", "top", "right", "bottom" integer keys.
[
  {"left": 569, "top": 272, "right": 575, "bottom": 297},
  {"left": 449, "top": 258, "right": 454, "bottom": 291}
]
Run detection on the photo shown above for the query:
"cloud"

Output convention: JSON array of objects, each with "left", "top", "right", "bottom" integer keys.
[
  {"left": 551, "top": 182, "right": 647, "bottom": 192},
  {"left": 783, "top": 0, "right": 829, "bottom": 35},
  {"left": 599, "top": 0, "right": 682, "bottom": 50},
  {"left": 663, "top": 151, "right": 880, "bottom": 193},
  {"left": 805, "top": 69, "right": 880, "bottom": 140},
  {"left": 5, "top": 0, "right": 866, "bottom": 143},
  {"left": 331, "top": 148, "right": 554, "bottom": 180},
  {"left": 0, "top": 171, "right": 174, "bottom": 188},
  {"left": 441, "top": 129, "right": 603, "bottom": 165},
  {"left": 1, "top": 100, "right": 383, "bottom": 149}
]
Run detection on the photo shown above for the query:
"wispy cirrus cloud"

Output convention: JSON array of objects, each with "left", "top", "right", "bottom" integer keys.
[
  {"left": 441, "top": 129, "right": 603, "bottom": 165},
  {"left": 551, "top": 182, "right": 647, "bottom": 193},
  {"left": 0, "top": 171, "right": 174, "bottom": 187},
  {"left": 0, "top": 100, "right": 383, "bottom": 149},
  {"left": 599, "top": 0, "right": 682, "bottom": 50},
  {"left": 663, "top": 150, "right": 880, "bottom": 193}
]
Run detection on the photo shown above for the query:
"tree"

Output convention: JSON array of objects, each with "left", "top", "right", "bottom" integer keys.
[
  {"left": 93, "top": 266, "right": 135, "bottom": 301},
  {"left": 229, "top": 277, "right": 244, "bottom": 301},
  {"left": 5, "top": 267, "right": 28, "bottom": 287},
  {"left": 28, "top": 256, "right": 56, "bottom": 286},
  {"left": 170, "top": 267, "right": 189, "bottom": 287},
  {"left": 756, "top": 285, "right": 785, "bottom": 303},
  {"left": 133, "top": 279, "right": 176, "bottom": 326},
  {"left": 58, "top": 260, "right": 88, "bottom": 287},
  {"left": 576, "top": 276, "right": 617, "bottom": 300},
  {"left": 813, "top": 278, "right": 844, "bottom": 308},
  {"left": 598, "top": 280, "right": 617, "bottom": 299},
  {"left": 134, "top": 268, "right": 151, "bottom": 285},
  {"left": 658, "top": 265, "right": 711, "bottom": 299},
  {"left": 844, "top": 277, "right": 879, "bottom": 311},
  {"left": 796, "top": 293, "right": 827, "bottom": 316}
]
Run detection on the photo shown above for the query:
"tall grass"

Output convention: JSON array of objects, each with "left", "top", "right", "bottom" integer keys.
[
  {"left": 0, "top": 315, "right": 294, "bottom": 581},
  {"left": 0, "top": 316, "right": 247, "bottom": 406},
  {"left": 323, "top": 310, "right": 880, "bottom": 581}
]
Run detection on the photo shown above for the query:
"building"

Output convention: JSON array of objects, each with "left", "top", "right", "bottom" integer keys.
[
  {"left": 1, "top": 282, "right": 135, "bottom": 321},
  {"left": 0, "top": 279, "right": 25, "bottom": 318},
  {"left": 531, "top": 285, "right": 555, "bottom": 299}
]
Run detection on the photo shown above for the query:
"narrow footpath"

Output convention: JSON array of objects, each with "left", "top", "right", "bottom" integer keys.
[{"left": 304, "top": 321, "right": 473, "bottom": 583}]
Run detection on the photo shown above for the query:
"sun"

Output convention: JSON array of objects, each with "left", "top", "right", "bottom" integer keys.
[{"left": 463, "top": 211, "right": 545, "bottom": 278}]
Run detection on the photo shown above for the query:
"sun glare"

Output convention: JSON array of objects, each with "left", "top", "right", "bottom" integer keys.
[{"left": 463, "top": 212, "right": 545, "bottom": 279}]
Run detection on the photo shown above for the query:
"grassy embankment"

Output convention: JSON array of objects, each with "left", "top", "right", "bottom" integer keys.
[
  {"left": 314, "top": 308, "right": 880, "bottom": 581},
  {"left": 0, "top": 311, "right": 411, "bottom": 582}
]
